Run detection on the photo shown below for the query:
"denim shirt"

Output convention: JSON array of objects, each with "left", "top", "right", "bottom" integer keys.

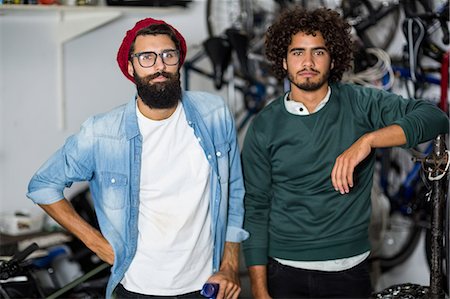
[{"left": 27, "top": 91, "right": 249, "bottom": 299}]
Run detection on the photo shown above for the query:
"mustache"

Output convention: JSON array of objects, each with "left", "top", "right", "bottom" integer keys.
[
  {"left": 145, "top": 71, "right": 178, "bottom": 81},
  {"left": 298, "top": 68, "right": 320, "bottom": 74}
]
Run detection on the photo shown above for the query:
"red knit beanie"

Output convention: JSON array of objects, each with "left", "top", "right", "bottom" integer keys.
[{"left": 117, "top": 18, "right": 187, "bottom": 83}]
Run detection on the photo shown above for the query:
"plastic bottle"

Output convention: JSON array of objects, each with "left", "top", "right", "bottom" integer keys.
[{"left": 200, "top": 283, "right": 219, "bottom": 299}]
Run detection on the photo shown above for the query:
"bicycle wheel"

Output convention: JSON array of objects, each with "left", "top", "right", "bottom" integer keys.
[
  {"left": 377, "top": 211, "right": 425, "bottom": 270},
  {"left": 340, "top": 0, "right": 400, "bottom": 50},
  {"left": 206, "top": 0, "right": 253, "bottom": 37},
  {"left": 206, "top": 0, "right": 278, "bottom": 39},
  {"left": 374, "top": 147, "right": 431, "bottom": 271}
]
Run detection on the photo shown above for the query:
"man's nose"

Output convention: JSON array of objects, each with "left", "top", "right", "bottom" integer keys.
[
  {"left": 153, "top": 55, "right": 166, "bottom": 72},
  {"left": 302, "top": 52, "right": 314, "bottom": 68}
]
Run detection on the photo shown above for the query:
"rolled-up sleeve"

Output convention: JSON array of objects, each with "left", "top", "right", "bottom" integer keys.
[
  {"left": 225, "top": 105, "right": 249, "bottom": 243},
  {"left": 27, "top": 118, "right": 95, "bottom": 205}
]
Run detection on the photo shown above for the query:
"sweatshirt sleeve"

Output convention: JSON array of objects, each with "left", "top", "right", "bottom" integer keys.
[
  {"left": 392, "top": 98, "right": 449, "bottom": 148},
  {"left": 241, "top": 120, "right": 273, "bottom": 266},
  {"left": 350, "top": 85, "right": 449, "bottom": 148}
]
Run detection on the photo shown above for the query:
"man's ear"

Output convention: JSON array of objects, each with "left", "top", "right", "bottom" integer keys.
[
  {"left": 128, "top": 61, "right": 134, "bottom": 78},
  {"left": 283, "top": 58, "right": 287, "bottom": 71}
]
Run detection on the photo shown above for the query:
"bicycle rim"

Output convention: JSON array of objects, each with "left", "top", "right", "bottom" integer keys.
[
  {"left": 206, "top": 0, "right": 280, "bottom": 41},
  {"left": 206, "top": 0, "right": 253, "bottom": 37},
  {"left": 377, "top": 212, "right": 424, "bottom": 271}
]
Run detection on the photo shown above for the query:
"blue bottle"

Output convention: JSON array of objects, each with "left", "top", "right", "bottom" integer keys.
[{"left": 200, "top": 283, "right": 219, "bottom": 299}]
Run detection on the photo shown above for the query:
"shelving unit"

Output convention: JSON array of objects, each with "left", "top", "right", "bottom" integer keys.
[
  {"left": 0, "top": 3, "right": 182, "bottom": 14},
  {"left": 0, "top": 4, "right": 183, "bottom": 38},
  {"left": 0, "top": 4, "right": 184, "bottom": 41},
  {"left": 0, "top": 3, "right": 184, "bottom": 129}
]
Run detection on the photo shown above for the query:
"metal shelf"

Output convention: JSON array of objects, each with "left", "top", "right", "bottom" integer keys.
[
  {"left": 0, "top": 3, "right": 183, "bottom": 129},
  {"left": 0, "top": 4, "right": 182, "bottom": 15}
]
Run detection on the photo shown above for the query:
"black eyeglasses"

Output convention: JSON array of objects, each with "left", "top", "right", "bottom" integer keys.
[{"left": 130, "top": 49, "right": 180, "bottom": 68}]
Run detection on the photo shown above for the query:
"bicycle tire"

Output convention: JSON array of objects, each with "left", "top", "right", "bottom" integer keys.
[
  {"left": 377, "top": 211, "right": 424, "bottom": 271},
  {"left": 0, "top": 274, "right": 41, "bottom": 299},
  {"left": 374, "top": 147, "right": 431, "bottom": 271},
  {"left": 206, "top": 0, "right": 280, "bottom": 41},
  {"left": 206, "top": 0, "right": 252, "bottom": 38}
]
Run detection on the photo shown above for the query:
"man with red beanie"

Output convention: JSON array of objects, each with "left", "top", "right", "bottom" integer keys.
[{"left": 27, "top": 18, "right": 248, "bottom": 299}]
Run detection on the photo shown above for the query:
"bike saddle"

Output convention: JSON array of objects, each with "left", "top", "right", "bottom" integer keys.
[
  {"left": 225, "top": 28, "right": 252, "bottom": 81},
  {"left": 402, "top": 17, "right": 426, "bottom": 83},
  {"left": 203, "top": 36, "right": 232, "bottom": 89}
]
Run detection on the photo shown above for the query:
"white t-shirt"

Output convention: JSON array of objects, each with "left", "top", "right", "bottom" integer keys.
[{"left": 121, "top": 102, "right": 213, "bottom": 295}]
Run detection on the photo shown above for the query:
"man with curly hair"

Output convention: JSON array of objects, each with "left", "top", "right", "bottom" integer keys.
[{"left": 241, "top": 6, "right": 449, "bottom": 298}]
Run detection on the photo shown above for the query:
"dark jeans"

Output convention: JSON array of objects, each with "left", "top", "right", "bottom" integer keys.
[
  {"left": 267, "top": 258, "right": 372, "bottom": 299},
  {"left": 115, "top": 283, "right": 204, "bottom": 299}
]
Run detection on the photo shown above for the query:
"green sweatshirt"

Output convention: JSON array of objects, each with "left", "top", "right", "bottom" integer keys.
[{"left": 242, "top": 82, "right": 449, "bottom": 266}]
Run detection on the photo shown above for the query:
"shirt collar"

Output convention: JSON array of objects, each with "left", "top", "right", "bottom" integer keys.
[{"left": 284, "top": 86, "right": 331, "bottom": 116}]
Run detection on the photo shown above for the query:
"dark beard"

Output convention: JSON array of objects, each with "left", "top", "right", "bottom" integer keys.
[
  {"left": 288, "top": 68, "right": 330, "bottom": 91},
  {"left": 134, "top": 71, "right": 182, "bottom": 109}
]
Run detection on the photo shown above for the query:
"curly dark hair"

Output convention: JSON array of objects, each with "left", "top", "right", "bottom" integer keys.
[{"left": 265, "top": 6, "right": 353, "bottom": 82}]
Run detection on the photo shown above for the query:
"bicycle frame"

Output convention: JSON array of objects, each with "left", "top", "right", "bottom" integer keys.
[{"left": 183, "top": 33, "right": 281, "bottom": 133}]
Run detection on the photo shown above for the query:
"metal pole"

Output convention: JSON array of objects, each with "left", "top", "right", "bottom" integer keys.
[
  {"left": 428, "top": 134, "right": 448, "bottom": 298},
  {"left": 371, "top": 135, "right": 449, "bottom": 298}
]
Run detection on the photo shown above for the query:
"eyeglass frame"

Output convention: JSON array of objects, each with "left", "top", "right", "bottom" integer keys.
[{"left": 129, "top": 49, "right": 180, "bottom": 68}]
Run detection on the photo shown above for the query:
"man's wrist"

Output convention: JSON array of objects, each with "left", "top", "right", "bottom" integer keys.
[
  {"left": 252, "top": 286, "right": 270, "bottom": 299},
  {"left": 361, "top": 132, "right": 375, "bottom": 148},
  {"left": 219, "top": 261, "right": 239, "bottom": 273}
]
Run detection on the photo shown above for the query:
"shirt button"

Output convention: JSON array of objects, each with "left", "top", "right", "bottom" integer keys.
[
  {"left": 218, "top": 176, "right": 221, "bottom": 180},
  {"left": 216, "top": 151, "right": 221, "bottom": 157},
  {"left": 197, "top": 137, "right": 202, "bottom": 142},
  {"left": 207, "top": 155, "right": 212, "bottom": 159},
  {"left": 111, "top": 178, "right": 116, "bottom": 184}
]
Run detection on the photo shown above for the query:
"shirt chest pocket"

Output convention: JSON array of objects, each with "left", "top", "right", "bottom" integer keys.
[{"left": 99, "top": 172, "right": 128, "bottom": 209}]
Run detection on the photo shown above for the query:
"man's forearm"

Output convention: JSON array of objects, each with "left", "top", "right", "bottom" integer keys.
[
  {"left": 39, "top": 199, "right": 114, "bottom": 264},
  {"left": 331, "top": 124, "right": 408, "bottom": 194},
  {"left": 210, "top": 242, "right": 241, "bottom": 299},
  {"left": 220, "top": 242, "right": 240, "bottom": 272},
  {"left": 248, "top": 265, "right": 271, "bottom": 298},
  {"left": 364, "top": 124, "right": 407, "bottom": 148}
]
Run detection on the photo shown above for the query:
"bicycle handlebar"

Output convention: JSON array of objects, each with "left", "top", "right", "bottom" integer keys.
[
  {"left": 10, "top": 243, "right": 39, "bottom": 264},
  {"left": 0, "top": 242, "right": 39, "bottom": 280}
]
